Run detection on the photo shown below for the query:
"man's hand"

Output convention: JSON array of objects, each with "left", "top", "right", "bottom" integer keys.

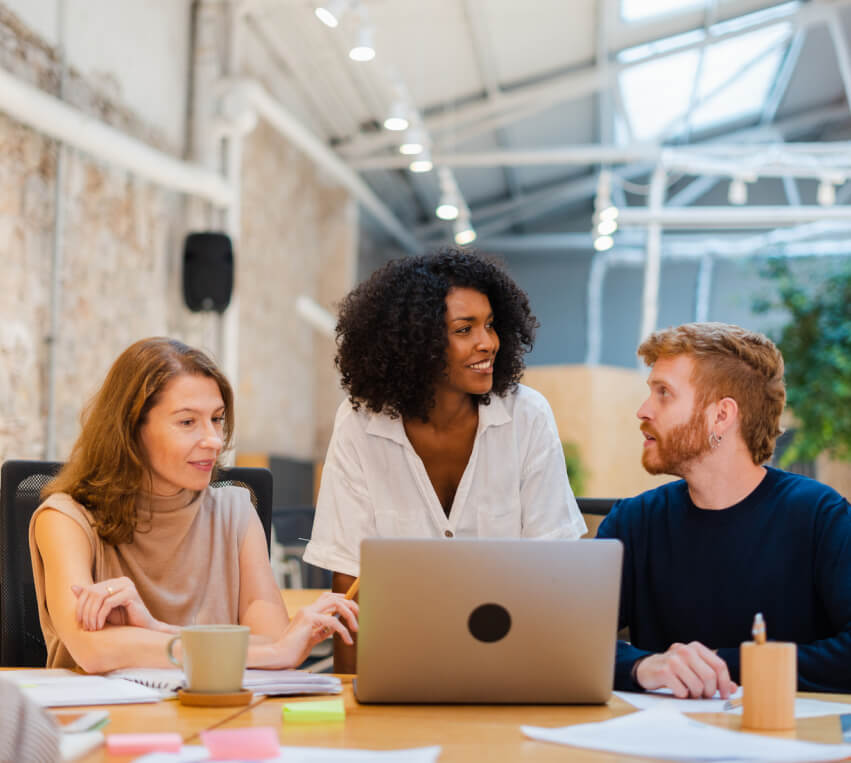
[{"left": 634, "top": 641, "right": 737, "bottom": 698}]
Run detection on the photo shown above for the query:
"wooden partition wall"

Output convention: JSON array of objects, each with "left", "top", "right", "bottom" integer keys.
[{"left": 522, "top": 365, "right": 671, "bottom": 500}]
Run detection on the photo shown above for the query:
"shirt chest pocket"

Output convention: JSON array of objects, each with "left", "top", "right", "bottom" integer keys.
[
  {"left": 373, "top": 511, "right": 432, "bottom": 537},
  {"left": 472, "top": 495, "right": 523, "bottom": 537}
]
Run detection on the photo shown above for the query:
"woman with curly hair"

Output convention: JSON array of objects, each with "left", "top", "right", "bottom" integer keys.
[
  {"left": 30, "top": 337, "right": 357, "bottom": 673},
  {"left": 304, "top": 248, "right": 586, "bottom": 671}
]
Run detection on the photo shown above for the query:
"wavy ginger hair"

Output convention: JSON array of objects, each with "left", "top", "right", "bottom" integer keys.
[
  {"left": 638, "top": 322, "right": 785, "bottom": 465},
  {"left": 43, "top": 338, "right": 234, "bottom": 544}
]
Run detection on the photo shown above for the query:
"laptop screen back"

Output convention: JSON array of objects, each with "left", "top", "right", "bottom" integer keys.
[{"left": 355, "top": 538, "right": 623, "bottom": 704}]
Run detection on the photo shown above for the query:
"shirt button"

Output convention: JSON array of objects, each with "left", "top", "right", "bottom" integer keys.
[{"left": 444, "top": 530, "right": 454, "bottom": 538}]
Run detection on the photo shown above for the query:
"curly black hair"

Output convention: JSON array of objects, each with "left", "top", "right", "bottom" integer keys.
[{"left": 335, "top": 248, "right": 538, "bottom": 421}]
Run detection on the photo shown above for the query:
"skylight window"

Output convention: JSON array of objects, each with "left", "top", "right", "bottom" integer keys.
[
  {"left": 621, "top": 0, "right": 701, "bottom": 23},
  {"left": 617, "top": 21, "right": 791, "bottom": 141},
  {"left": 621, "top": 0, "right": 799, "bottom": 24}
]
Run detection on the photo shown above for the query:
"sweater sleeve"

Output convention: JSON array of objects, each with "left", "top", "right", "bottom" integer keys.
[
  {"left": 793, "top": 494, "right": 851, "bottom": 692},
  {"left": 597, "top": 504, "right": 652, "bottom": 691}
]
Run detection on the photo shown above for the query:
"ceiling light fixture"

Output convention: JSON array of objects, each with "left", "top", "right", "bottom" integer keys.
[
  {"left": 596, "top": 218, "right": 618, "bottom": 237},
  {"left": 436, "top": 168, "right": 460, "bottom": 220},
  {"left": 383, "top": 98, "right": 409, "bottom": 131},
  {"left": 728, "top": 177, "right": 748, "bottom": 205},
  {"left": 409, "top": 149, "right": 433, "bottom": 173},
  {"left": 817, "top": 177, "right": 837, "bottom": 207},
  {"left": 436, "top": 197, "right": 459, "bottom": 221},
  {"left": 593, "top": 235, "right": 614, "bottom": 252},
  {"left": 314, "top": 0, "right": 349, "bottom": 28},
  {"left": 592, "top": 170, "right": 618, "bottom": 251},
  {"left": 453, "top": 214, "right": 476, "bottom": 245},
  {"left": 349, "top": 24, "right": 375, "bottom": 61},
  {"left": 399, "top": 128, "right": 425, "bottom": 155}
]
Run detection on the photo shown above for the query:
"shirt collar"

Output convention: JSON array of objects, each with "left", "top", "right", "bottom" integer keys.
[{"left": 365, "top": 394, "right": 512, "bottom": 444}]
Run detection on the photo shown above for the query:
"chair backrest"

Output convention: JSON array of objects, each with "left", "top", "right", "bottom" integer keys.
[
  {"left": 0, "top": 460, "right": 62, "bottom": 667},
  {"left": 577, "top": 497, "right": 618, "bottom": 539},
  {"left": 577, "top": 498, "right": 618, "bottom": 516},
  {"left": 0, "top": 460, "right": 273, "bottom": 667}
]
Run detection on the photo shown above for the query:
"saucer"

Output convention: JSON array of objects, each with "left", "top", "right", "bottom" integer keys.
[{"left": 177, "top": 688, "right": 253, "bottom": 707}]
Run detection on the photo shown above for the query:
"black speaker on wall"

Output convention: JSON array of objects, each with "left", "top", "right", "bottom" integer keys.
[{"left": 182, "top": 232, "right": 234, "bottom": 313}]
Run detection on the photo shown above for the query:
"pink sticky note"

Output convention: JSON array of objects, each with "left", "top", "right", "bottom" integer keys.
[
  {"left": 201, "top": 727, "right": 279, "bottom": 760},
  {"left": 105, "top": 733, "right": 182, "bottom": 755}
]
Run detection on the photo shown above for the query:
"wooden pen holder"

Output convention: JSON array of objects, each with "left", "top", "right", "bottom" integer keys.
[{"left": 740, "top": 640, "right": 796, "bottom": 731}]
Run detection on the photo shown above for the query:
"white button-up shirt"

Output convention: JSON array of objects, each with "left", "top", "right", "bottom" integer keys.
[{"left": 303, "top": 384, "right": 587, "bottom": 577}]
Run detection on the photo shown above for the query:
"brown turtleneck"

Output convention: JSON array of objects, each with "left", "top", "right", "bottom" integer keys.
[{"left": 29, "top": 486, "right": 254, "bottom": 669}]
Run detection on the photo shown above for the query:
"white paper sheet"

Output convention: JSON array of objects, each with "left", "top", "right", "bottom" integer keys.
[
  {"left": 0, "top": 671, "right": 160, "bottom": 707},
  {"left": 133, "top": 744, "right": 442, "bottom": 763},
  {"left": 523, "top": 707, "right": 851, "bottom": 761},
  {"left": 615, "top": 689, "right": 851, "bottom": 718},
  {"left": 108, "top": 667, "right": 342, "bottom": 695}
]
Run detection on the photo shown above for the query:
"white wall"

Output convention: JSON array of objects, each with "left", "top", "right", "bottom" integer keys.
[{"left": 3, "top": 0, "right": 191, "bottom": 151}]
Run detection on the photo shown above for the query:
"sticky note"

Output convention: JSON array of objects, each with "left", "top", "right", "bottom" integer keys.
[
  {"left": 105, "top": 732, "right": 182, "bottom": 755},
  {"left": 201, "top": 727, "right": 279, "bottom": 760},
  {"left": 281, "top": 698, "right": 346, "bottom": 723}
]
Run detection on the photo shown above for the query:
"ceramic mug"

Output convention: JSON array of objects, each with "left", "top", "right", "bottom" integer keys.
[{"left": 166, "top": 624, "right": 249, "bottom": 693}]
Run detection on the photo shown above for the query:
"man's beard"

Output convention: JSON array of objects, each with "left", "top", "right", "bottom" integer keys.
[{"left": 641, "top": 407, "right": 711, "bottom": 476}]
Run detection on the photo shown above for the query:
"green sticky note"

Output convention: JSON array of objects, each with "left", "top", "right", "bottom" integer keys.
[{"left": 281, "top": 698, "right": 345, "bottom": 723}]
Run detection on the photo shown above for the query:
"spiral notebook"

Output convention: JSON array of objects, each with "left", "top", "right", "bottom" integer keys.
[{"left": 107, "top": 668, "right": 342, "bottom": 696}]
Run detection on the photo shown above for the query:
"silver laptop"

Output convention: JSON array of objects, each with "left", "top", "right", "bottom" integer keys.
[{"left": 354, "top": 538, "right": 623, "bottom": 704}]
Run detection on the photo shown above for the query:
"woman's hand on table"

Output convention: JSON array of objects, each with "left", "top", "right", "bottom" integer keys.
[
  {"left": 71, "top": 577, "right": 176, "bottom": 634},
  {"left": 274, "top": 591, "right": 359, "bottom": 667}
]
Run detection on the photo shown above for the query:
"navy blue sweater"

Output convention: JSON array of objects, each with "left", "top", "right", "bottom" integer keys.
[{"left": 597, "top": 467, "right": 851, "bottom": 693}]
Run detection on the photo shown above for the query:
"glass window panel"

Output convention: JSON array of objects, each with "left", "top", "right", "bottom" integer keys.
[
  {"left": 690, "top": 24, "right": 790, "bottom": 130},
  {"left": 621, "top": 0, "right": 702, "bottom": 23},
  {"left": 618, "top": 49, "right": 699, "bottom": 140}
]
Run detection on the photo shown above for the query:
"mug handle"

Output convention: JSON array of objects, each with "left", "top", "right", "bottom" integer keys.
[{"left": 166, "top": 635, "right": 183, "bottom": 668}]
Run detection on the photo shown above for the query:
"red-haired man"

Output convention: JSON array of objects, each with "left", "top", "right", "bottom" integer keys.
[{"left": 598, "top": 322, "right": 851, "bottom": 697}]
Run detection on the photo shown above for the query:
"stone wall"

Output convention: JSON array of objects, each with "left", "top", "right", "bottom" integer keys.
[{"left": 236, "top": 120, "right": 357, "bottom": 461}]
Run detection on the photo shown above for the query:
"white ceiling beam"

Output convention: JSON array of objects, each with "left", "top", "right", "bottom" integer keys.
[
  {"left": 761, "top": 29, "right": 806, "bottom": 124},
  {"left": 352, "top": 140, "right": 851, "bottom": 176},
  {"left": 222, "top": 78, "right": 420, "bottom": 252},
  {"left": 419, "top": 107, "right": 851, "bottom": 241},
  {"left": 828, "top": 10, "right": 851, "bottom": 116},
  {"left": 338, "top": 0, "right": 846, "bottom": 160},
  {"left": 482, "top": 222, "right": 851, "bottom": 257},
  {"left": 618, "top": 205, "right": 851, "bottom": 228},
  {"left": 0, "top": 64, "right": 234, "bottom": 206}
]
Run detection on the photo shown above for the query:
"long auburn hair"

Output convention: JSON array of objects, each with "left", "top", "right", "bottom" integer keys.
[{"left": 43, "top": 337, "right": 234, "bottom": 545}]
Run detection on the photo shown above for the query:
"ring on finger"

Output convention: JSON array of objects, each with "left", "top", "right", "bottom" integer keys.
[{"left": 106, "top": 586, "right": 114, "bottom": 595}]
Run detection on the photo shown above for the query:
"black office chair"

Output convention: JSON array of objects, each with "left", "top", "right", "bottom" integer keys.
[
  {"left": 0, "top": 459, "right": 273, "bottom": 667},
  {"left": 577, "top": 497, "right": 618, "bottom": 539},
  {"left": 577, "top": 498, "right": 617, "bottom": 516}
]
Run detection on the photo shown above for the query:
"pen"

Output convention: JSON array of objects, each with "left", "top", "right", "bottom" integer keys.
[
  {"left": 344, "top": 577, "right": 360, "bottom": 600},
  {"left": 723, "top": 696, "right": 743, "bottom": 711},
  {"left": 328, "top": 577, "right": 359, "bottom": 626},
  {"left": 752, "top": 612, "right": 766, "bottom": 645}
]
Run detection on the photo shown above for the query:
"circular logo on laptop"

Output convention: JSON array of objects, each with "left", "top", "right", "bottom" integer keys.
[{"left": 467, "top": 603, "right": 511, "bottom": 643}]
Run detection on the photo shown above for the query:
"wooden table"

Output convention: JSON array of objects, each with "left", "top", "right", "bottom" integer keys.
[
  {"left": 280, "top": 588, "right": 328, "bottom": 613},
  {"left": 78, "top": 681, "right": 851, "bottom": 763}
]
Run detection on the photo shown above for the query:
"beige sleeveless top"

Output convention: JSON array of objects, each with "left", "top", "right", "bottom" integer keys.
[{"left": 28, "top": 486, "right": 255, "bottom": 669}]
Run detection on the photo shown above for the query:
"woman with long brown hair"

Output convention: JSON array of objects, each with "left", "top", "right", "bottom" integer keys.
[{"left": 30, "top": 337, "right": 356, "bottom": 672}]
